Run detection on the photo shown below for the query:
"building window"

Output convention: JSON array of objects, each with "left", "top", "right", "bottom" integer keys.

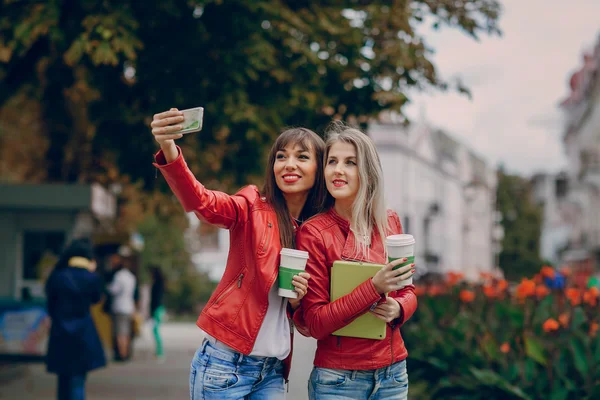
[
  {"left": 555, "top": 176, "right": 568, "bottom": 198},
  {"left": 403, "top": 216, "right": 410, "bottom": 234},
  {"left": 22, "top": 231, "right": 65, "bottom": 281}
]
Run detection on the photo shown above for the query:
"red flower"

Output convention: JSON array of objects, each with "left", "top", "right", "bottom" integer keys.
[
  {"left": 483, "top": 284, "right": 497, "bottom": 298},
  {"left": 558, "top": 313, "right": 570, "bottom": 328},
  {"left": 565, "top": 288, "right": 582, "bottom": 306},
  {"left": 590, "top": 322, "right": 599, "bottom": 337},
  {"left": 497, "top": 280, "right": 509, "bottom": 291},
  {"left": 583, "top": 287, "right": 599, "bottom": 307},
  {"left": 459, "top": 289, "right": 475, "bottom": 303},
  {"left": 543, "top": 318, "right": 560, "bottom": 333},
  {"left": 536, "top": 285, "right": 550, "bottom": 299},
  {"left": 516, "top": 278, "right": 536, "bottom": 299},
  {"left": 540, "top": 266, "right": 555, "bottom": 279},
  {"left": 447, "top": 272, "right": 464, "bottom": 286},
  {"left": 500, "top": 342, "right": 510, "bottom": 353}
]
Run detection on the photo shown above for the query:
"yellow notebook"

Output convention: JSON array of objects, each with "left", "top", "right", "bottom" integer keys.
[{"left": 330, "top": 260, "right": 387, "bottom": 340}]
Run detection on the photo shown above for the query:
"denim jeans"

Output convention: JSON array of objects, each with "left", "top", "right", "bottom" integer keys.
[
  {"left": 308, "top": 359, "right": 409, "bottom": 400},
  {"left": 57, "top": 374, "right": 86, "bottom": 400},
  {"left": 190, "top": 339, "right": 285, "bottom": 400}
]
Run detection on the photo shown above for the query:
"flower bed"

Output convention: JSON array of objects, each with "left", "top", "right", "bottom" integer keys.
[{"left": 404, "top": 268, "right": 600, "bottom": 399}]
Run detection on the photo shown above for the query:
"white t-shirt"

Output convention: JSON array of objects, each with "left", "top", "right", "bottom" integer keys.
[
  {"left": 207, "top": 282, "right": 291, "bottom": 360},
  {"left": 108, "top": 268, "right": 137, "bottom": 315}
]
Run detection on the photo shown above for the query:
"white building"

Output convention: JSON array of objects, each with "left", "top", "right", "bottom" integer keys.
[
  {"left": 535, "top": 35, "right": 600, "bottom": 269},
  {"left": 370, "top": 117, "right": 499, "bottom": 280},
  {"left": 531, "top": 172, "right": 572, "bottom": 264}
]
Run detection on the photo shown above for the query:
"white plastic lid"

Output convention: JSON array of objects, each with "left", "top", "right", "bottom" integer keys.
[
  {"left": 385, "top": 234, "right": 415, "bottom": 246},
  {"left": 280, "top": 248, "right": 309, "bottom": 259}
]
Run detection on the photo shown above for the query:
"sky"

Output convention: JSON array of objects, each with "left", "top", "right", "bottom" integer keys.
[{"left": 403, "top": 0, "right": 600, "bottom": 177}]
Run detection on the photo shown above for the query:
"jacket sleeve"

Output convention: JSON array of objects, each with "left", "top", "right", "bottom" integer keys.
[
  {"left": 387, "top": 210, "right": 418, "bottom": 327},
  {"left": 296, "top": 224, "right": 383, "bottom": 340},
  {"left": 389, "top": 285, "right": 418, "bottom": 327},
  {"left": 153, "top": 147, "right": 249, "bottom": 230}
]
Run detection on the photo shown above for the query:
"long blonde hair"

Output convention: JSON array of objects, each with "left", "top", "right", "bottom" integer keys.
[{"left": 324, "top": 122, "right": 389, "bottom": 257}]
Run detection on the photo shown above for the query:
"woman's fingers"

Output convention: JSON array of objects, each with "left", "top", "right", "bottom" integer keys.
[
  {"left": 388, "top": 263, "right": 413, "bottom": 278},
  {"left": 152, "top": 124, "right": 184, "bottom": 135},
  {"left": 151, "top": 115, "right": 184, "bottom": 128},
  {"left": 394, "top": 268, "right": 415, "bottom": 283},
  {"left": 153, "top": 109, "right": 181, "bottom": 120}
]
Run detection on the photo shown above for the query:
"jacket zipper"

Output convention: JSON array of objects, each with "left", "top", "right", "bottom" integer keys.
[
  {"left": 214, "top": 273, "right": 244, "bottom": 304},
  {"left": 262, "top": 222, "right": 272, "bottom": 253}
]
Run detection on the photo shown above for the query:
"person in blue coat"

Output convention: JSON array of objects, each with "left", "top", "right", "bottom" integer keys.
[{"left": 45, "top": 238, "right": 106, "bottom": 400}]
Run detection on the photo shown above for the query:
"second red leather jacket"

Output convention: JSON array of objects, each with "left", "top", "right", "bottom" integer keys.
[{"left": 294, "top": 208, "right": 418, "bottom": 370}]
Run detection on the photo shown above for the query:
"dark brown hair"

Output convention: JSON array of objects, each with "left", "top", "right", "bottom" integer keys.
[{"left": 262, "top": 127, "right": 326, "bottom": 248}]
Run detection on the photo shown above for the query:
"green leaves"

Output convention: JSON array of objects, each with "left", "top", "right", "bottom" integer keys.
[{"left": 524, "top": 335, "right": 546, "bottom": 366}]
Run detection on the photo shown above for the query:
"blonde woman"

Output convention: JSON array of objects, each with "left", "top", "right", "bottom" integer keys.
[{"left": 295, "top": 124, "right": 417, "bottom": 400}]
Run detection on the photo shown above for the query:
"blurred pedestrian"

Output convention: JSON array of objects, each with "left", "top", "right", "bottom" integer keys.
[
  {"left": 45, "top": 238, "right": 106, "bottom": 400},
  {"left": 107, "top": 245, "right": 137, "bottom": 361},
  {"left": 149, "top": 265, "right": 166, "bottom": 360},
  {"left": 151, "top": 109, "right": 321, "bottom": 399}
]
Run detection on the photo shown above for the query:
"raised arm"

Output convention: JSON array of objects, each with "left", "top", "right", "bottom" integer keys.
[{"left": 151, "top": 108, "right": 250, "bottom": 230}]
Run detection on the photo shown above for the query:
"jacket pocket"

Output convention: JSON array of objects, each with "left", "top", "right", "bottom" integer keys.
[{"left": 213, "top": 271, "right": 245, "bottom": 305}]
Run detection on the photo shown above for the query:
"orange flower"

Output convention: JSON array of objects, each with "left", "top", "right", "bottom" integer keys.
[
  {"left": 543, "top": 318, "right": 560, "bottom": 333},
  {"left": 516, "top": 278, "right": 536, "bottom": 299},
  {"left": 540, "top": 266, "right": 555, "bottom": 279},
  {"left": 558, "top": 313, "right": 570, "bottom": 328},
  {"left": 590, "top": 322, "right": 599, "bottom": 337},
  {"left": 536, "top": 285, "right": 551, "bottom": 299},
  {"left": 447, "top": 272, "right": 464, "bottom": 286},
  {"left": 428, "top": 284, "right": 446, "bottom": 297},
  {"left": 565, "top": 288, "right": 582, "bottom": 306},
  {"left": 583, "top": 287, "right": 599, "bottom": 307},
  {"left": 533, "top": 273, "right": 543, "bottom": 284},
  {"left": 500, "top": 342, "right": 510, "bottom": 353},
  {"left": 459, "top": 289, "right": 475, "bottom": 303},
  {"left": 497, "top": 280, "right": 509, "bottom": 291},
  {"left": 415, "top": 286, "right": 427, "bottom": 297},
  {"left": 483, "top": 284, "right": 497, "bottom": 298}
]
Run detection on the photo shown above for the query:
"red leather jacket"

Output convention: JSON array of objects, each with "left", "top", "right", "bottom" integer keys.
[
  {"left": 294, "top": 208, "right": 418, "bottom": 370},
  {"left": 154, "top": 148, "right": 296, "bottom": 379}
]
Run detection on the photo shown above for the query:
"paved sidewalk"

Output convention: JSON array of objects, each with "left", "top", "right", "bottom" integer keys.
[{"left": 0, "top": 322, "right": 318, "bottom": 400}]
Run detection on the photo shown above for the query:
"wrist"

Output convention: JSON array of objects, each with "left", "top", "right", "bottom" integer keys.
[
  {"left": 371, "top": 278, "right": 383, "bottom": 294},
  {"left": 160, "top": 141, "right": 178, "bottom": 163}
]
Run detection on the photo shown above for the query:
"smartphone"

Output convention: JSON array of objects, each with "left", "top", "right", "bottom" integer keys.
[{"left": 177, "top": 107, "right": 204, "bottom": 134}]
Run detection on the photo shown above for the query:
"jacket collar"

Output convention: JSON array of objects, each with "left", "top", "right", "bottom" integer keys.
[{"left": 327, "top": 208, "right": 387, "bottom": 264}]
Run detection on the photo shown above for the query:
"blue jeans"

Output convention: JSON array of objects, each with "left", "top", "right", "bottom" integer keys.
[
  {"left": 57, "top": 374, "right": 86, "bottom": 400},
  {"left": 190, "top": 339, "right": 285, "bottom": 400},
  {"left": 308, "top": 360, "right": 409, "bottom": 400}
]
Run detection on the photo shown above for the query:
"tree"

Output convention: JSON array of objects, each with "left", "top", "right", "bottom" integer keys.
[
  {"left": 0, "top": 0, "right": 502, "bottom": 190},
  {"left": 496, "top": 169, "right": 544, "bottom": 280}
]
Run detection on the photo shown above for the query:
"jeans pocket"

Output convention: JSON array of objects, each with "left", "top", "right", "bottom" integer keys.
[
  {"left": 392, "top": 361, "right": 409, "bottom": 388},
  {"left": 203, "top": 371, "right": 240, "bottom": 392},
  {"left": 313, "top": 368, "right": 348, "bottom": 387}
]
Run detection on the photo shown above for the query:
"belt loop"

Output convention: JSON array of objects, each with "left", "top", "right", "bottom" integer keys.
[
  {"left": 201, "top": 338, "right": 209, "bottom": 353},
  {"left": 351, "top": 370, "right": 357, "bottom": 380},
  {"left": 385, "top": 365, "right": 391, "bottom": 379},
  {"left": 236, "top": 351, "right": 244, "bottom": 369}
]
